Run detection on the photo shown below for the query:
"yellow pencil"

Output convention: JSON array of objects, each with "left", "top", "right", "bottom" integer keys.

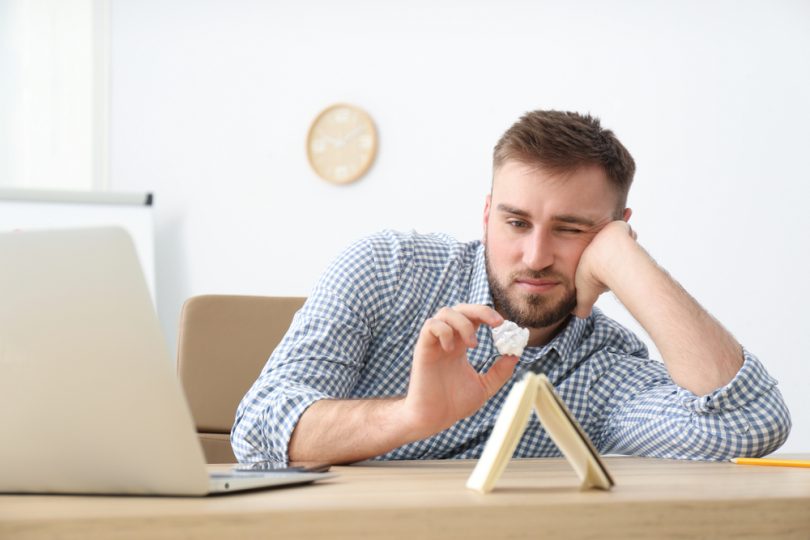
[{"left": 731, "top": 457, "right": 810, "bottom": 469}]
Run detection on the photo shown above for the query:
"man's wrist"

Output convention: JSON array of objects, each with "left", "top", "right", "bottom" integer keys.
[
  {"left": 365, "top": 396, "right": 425, "bottom": 452},
  {"left": 391, "top": 396, "right": 439, "bottom": 444},
  {"left": 598, "top": 228, "right": 651, "bottom": 291}
]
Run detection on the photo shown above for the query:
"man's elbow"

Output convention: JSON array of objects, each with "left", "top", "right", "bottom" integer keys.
[
  {"left": 741, "top": 403, "right": 792, "bottom": 458},
  {"left": 230, "top": 409, "right": 283, "bottom": 464}
]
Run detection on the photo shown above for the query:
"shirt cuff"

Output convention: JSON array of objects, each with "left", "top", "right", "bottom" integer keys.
[
  {"left": 678, "top": 348, "right": 778, "bottom": 414},
  {"left": 261, "top": 382, "right": 328, "bottom": 463}
]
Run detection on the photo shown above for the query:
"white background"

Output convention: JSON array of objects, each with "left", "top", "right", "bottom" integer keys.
[
  {"left": 109, "top": 0, "right": 810, "bottom": 452},
  {"left": 0, "top": 0, "right": 108, "bottom": 190}
]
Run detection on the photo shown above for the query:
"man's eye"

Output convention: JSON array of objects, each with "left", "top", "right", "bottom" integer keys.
[
  {"left": 507, "top": 220, "right": 529, "bottom": 229},
  {"left": 558, "top": 227, "right": 584, "bottom": 234}
]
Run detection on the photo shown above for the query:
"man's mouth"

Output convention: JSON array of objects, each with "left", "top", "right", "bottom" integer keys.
[{"left": 513, "top": 278, "right": 560, "bottom": 293}]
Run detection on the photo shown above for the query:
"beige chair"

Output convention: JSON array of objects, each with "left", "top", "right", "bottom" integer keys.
[{"left": 176, "top": 295, "right": 306, "bottom": 463}]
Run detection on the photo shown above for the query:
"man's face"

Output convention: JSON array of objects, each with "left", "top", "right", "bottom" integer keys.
[{"left": 483, "top": 160, "right": 625, "bottom": 329}]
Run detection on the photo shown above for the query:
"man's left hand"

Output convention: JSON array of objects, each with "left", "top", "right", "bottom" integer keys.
[{"left": 573, "top": 220, "right": 638, "bottom": 319}]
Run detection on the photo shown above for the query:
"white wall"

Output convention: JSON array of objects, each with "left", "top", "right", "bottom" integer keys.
[
  {"left": 110, "top": 0, "right": 810, "bottom": 452},
  {"left": 0, "top": 0, "right": 109, "bottom": 191}
]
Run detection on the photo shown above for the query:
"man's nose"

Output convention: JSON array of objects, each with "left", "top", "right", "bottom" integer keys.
[{"left": 522, "top": 229, "right": 554, "bottom": 270}]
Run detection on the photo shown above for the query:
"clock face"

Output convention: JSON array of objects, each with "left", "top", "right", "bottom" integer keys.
[{"left": 306, "top": 104, "right": 378, "bottom": 184}]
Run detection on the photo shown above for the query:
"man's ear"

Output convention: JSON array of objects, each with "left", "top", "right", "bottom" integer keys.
[
  {"left": 622, "top": 207, "right": 632, "bottom": 222},
  {"left": 482, "top": 195, "right": 492, "bottom": 244}
]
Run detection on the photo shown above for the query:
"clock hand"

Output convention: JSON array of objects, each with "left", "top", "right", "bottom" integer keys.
[
  {"left": 340, "top": 126, "right": 365, "bottom": 143},
  {"left": 318, "top": 134, "right": 343, "bottom": 147}
]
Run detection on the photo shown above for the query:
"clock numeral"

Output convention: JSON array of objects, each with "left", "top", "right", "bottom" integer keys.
[
  {"left": 334, "top": 165, "right": 350, "bottom": 181},
  {"left": 333, "top": 108, "right": 350, "bottom": 123},
  {"left": 311, "top": 139, "right": 327, "bottom": 153}
]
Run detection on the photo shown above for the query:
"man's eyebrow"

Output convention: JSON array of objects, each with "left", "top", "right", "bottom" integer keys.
[
  {"left": 496, "top": 204, "right": 597, "bottom": 227},
  {"left": 553, "top": 214, "right": 597, "bottom": 227},
  {"left": 495, "top": 204, "right": 531, "bottom": 217}
]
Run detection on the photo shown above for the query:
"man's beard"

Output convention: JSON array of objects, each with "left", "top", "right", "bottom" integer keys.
[{"left": 485, "top": 247, "right": 577, "bottom": 329}]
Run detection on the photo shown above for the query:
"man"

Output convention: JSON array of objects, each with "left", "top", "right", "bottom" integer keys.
[{"left": 232, "top": 110, "right": 791, "bottom": 464}]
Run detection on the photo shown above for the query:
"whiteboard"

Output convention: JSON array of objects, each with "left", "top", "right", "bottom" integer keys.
[{"left": 0, "top": 189, "right": 156, "bottom": 302}]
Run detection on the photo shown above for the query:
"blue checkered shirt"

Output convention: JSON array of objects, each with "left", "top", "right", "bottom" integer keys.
[{"left": 232, "top": 230, "right": 791, "bottom": 462}]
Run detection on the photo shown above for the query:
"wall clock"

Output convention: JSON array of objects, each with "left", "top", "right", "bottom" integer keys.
[{"left": 306, "top": 104, "right": 378, "bottom": 185}]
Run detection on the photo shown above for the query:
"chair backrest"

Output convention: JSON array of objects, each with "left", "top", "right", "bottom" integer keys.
[{"left": 176, "top": 295, "right": 306, "bottom": 463}]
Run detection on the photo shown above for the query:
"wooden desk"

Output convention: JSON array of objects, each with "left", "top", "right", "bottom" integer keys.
[{"left": 2, "top": 456, "right": 809, "bottom": 539}]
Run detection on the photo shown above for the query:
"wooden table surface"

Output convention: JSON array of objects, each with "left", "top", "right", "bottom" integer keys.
[{"left": 2, "top": 456, "right": 809, "bottom": 539}]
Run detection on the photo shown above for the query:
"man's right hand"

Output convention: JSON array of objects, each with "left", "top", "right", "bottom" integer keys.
[
  {"left": 289, "top": 304, "right": 518, "bottom": 464},
  {"left": 401, "top": 304, "right": 519, "bottom": 440}
]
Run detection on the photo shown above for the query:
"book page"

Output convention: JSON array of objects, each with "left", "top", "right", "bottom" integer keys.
[
  {"left": 466, "top": 372, "right": 614, "bottom": 493},
  {"left": 533, "top": 374, "right": 614, "bottom": 490},
  {"left": 465, "top": 374, "right": 536, "bottom": 493}
]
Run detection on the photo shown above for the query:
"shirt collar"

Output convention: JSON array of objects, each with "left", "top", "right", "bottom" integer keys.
[
  {"left": 517, "top": 315, "right": 589, "bottom": 370},
  {"left": 469, "top": 243, "right": 493, "bottom": 307},
  {"left": 544, "top": 314, "right": 588, "bottom": 359}
]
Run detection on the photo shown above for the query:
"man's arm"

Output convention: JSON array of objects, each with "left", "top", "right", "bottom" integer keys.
[
  {"left": 573, "top": 221, "right": 790, "bottom": 459},
  {"left": 233, "top": 232, "right": 518, "bottom": 465},
  {"left": 289, "top": 304, "right": 518, "bottom": 464},
  {"left": 288, "top": 398, "right": 411, "bottom": 463},
  {"left": 573, "top": 221, "right": 742, "bottom": 395}
]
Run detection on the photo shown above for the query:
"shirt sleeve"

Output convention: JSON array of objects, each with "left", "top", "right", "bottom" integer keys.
[
  {"left": 598, "top": 349, "right": 792, "bottom": 460},
  {"left": 230, "top": 234, "right": 396, "bottom": 463}
]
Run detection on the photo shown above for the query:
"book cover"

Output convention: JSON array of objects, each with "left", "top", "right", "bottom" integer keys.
[{"left": 466, "top": 372, "right": 614, "bottom": 493}]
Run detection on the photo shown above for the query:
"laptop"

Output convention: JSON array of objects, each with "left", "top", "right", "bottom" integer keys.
[{"left": 0, "top": 227, "right": 334, "bottom": 496}]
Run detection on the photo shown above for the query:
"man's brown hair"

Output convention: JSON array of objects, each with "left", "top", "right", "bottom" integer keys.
[{"left": 493, "top": 110, "right": 636, "bottom": 210}]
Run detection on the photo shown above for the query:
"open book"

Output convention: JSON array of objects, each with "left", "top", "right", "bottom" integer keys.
[{"left": 466, "top": 372, "right": 615, "bottom": 493}]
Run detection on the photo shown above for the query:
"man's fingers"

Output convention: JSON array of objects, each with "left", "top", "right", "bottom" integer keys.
[
  {"left": 572, "top": 304, "right": 594, "bottom": 319},
  {"left": 573, "top": 288, "right": 599, "bottom": 319},
  {"left": 421, "top": 304, "right": 505, "bottom": 354},
  {"left": 446, "top": 304, "right": 504, "bottom": 329},
  {"left": 433, "top": 307, "right": 479, "bottom": 347},
  {"left": 428, "top": 304, "right": 504, "bottom": 349},
  {"left": 423, "top": 319, "right": 457, "bottom": 352}
]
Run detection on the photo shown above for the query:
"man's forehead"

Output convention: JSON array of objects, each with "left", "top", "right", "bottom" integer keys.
[
  {"left": 491, "top": 160, "right": 622, "bottom": 215},
  {"left": 492, "top": 160, "right": 605, "bottom": 183}
]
